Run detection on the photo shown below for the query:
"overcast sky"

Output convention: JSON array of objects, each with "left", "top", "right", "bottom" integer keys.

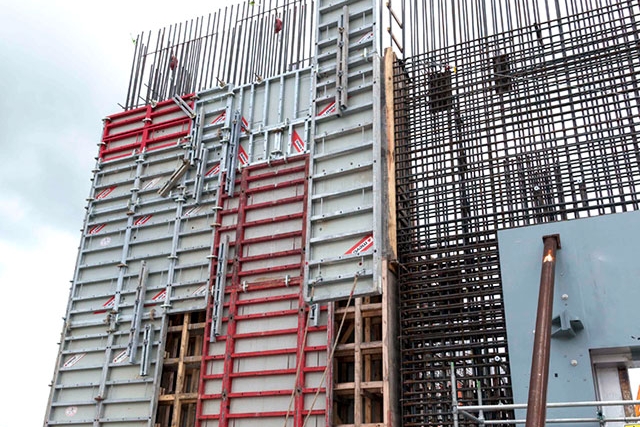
[{"left": 0, "top": 1, "right": 237, "bottom": 425}]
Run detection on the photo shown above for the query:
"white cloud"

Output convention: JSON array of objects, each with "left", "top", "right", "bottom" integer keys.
[{"left": 0, "top": 195, "right": 28, "bottom": 224}]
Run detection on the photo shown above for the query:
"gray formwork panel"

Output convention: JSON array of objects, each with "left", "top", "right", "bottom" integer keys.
[
  {"left": 305, "top": 0, "right": 384, "bottom": 302},
  {"left": 46, "top": 99, "right": 221, "bottom": 426},
  {"left": 47, "top": 0, "right": 385, "bottom": 420}
]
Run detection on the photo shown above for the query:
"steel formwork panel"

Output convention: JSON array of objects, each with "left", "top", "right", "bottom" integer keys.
[
  {"left": 46, "top": 96, "right": 221, "bottom": 427},
  {"left": 48, "top": 1, "right": 390, "bottom": 425},
  {"left": 303, "top": 0, "right": 384, "bottom": 303},
  {"left": 197, "top": 157, "right": 327, "bottom": 427}
]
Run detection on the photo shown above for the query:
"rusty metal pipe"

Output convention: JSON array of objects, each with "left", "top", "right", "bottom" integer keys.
[{"left": 526, "top": 234, "right": 561, "bottom": 427}]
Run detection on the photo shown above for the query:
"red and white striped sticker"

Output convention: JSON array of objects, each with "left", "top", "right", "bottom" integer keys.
[
  {"left": 211, "top": 112, "right": 250, "bottom": 134},
  {"left": 63, "top": 353, "right": 86, "bottom": 368},
  {"left": 317, "top": 101, "right": 336, "bottom": 117},
  {"left": 112, "top": 350, "right": 128, "bottom": 364},
  {"left": 292, "top": 130, "right": 305, "bottom": 153},
  {"left": 133, "top": 215, "right": 153, "bottom": 226},
  {"left": 94, "top": 296, "right": 115, "bottom": 314},
  {"left": 206, "top": 164, "right": 220, "bottom": 177},
  {"left": 95, "top": 186, "right": 116, "bottom": 200},
  {"left": 88, "top": 224, "right": 106, "bottom": 235},
  {"left": 211, "top": 112, "right": 226, "bottom": 126},
  {"left": 345, "top": 234, "right": 374, "bottom": 255},
  {"left": 184, "top": 206, "right": 203, "bottom": 217},
  {"left": 142, "top": 177, "right": 160, "bottom": 191},
  {"left": 240, "top": 116, "right": 250, "bottom": 134},
  {"left": 151, "top": 289, "right": 167, "bottom": 302},
  {"left": 192, "top": 284, "right": 208, "bottom": 296},
  {"left": 357, "top": 31, "right": 374, "bottom": 43},
  {"left": 238, "top": 145, "right": 249, "bottom": 166}
]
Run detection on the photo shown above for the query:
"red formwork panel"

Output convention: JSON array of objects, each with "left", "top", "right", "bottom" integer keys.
[
  {"left": 197, "top": 156, "right": 329, "bottom": 427},
  {"left": 100, "top": 96, "right": 194, "bottom": 162}
]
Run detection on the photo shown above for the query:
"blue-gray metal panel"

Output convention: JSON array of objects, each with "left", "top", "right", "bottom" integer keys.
[
  {"left": 498, "top": 210, "right": 640, "bottom": 427},
  {"left": 305, "top": 0, "right": 382, "bottom": 302}
]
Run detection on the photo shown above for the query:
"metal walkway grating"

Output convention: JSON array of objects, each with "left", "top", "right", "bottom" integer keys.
[{"left": 394, "top": 1, "right": 640, "bottom": 426}]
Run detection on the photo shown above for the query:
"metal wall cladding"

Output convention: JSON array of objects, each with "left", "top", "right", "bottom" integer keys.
[
  {"left": 47, "top": 98, "right": 220, "bottom": 426},
  {"left": 305, "top": 0, "right": 383, "bottom": 302},
  {"left": 198, "top": 158, "right": 328, "bottom": 427}
]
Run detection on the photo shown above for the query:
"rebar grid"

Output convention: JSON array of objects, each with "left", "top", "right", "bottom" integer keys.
[
  {"left": 125, "top": 0, "right": 315, "bottom": 110},
  {"left": 394, "top": 1, "right": 640, "bottom": 426}
]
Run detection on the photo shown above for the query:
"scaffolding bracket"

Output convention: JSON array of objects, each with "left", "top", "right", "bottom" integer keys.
[
  {"left": 172, "top": 94, "right": 196, "bottom": 119},
  {"left": 336, "top": 6, "right": 350, "bottom": 114},
  {"left": 139, "top": 324, "right": 153, "bottom": 377},
  {"left": 127, "top": 261, "right": 149, "bottom": 363},
  {"left": 210, "top": 235, "right": 229, "bottom": 342},
  {"left": 225, "top": 110, "right": 242, "bottom": 197}
]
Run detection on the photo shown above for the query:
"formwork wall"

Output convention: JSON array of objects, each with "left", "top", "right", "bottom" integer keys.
[
  {"left": 394, "top": 1, "right": 640, "bottom": 426},
  {"left": 45, "top": 0, "right": 395, "bottom": 426}
]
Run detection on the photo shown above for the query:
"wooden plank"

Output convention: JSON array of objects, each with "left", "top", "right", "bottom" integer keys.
[
  {"left": 383, "top": 47, "right": 397, "bottom": 260},
  {"left": 364, "top": 296, "right": 373, "bottom": 423},
  {"left": 172, "top": 312, "right": 191, "bottom": 427},
  {"left": 354, "top": 298, "right": 363, "bottom": 426}
]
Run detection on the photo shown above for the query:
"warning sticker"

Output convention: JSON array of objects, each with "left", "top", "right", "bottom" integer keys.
[
  {"left": 142, "top": 177, "right": 160, "bottom": 191},
  {"left": 151, "top": 289, "right": 167, "bottom": 303},
  {"left": 192, "top": 284, "right": 208, "bottom": 296},
  {"left": 211, "top": 112, "right": 250, "bottom": 134},
  {"left": 99, "top": 237, "right": 112, "bottom": 247},
  {"left": 112, "top": 349, "right": 128, "bottom": 364},
  {"left": 184, "top": 206, "right": 204, "bottom": 218},
  {"left": 317, "top": 101, "right": 336, "bottom": 118},
  {"left": 211, "top": 112, "right": 226, "bottom": 126},
  {"left": 292, "top": 130, "right": 305, "bottom": 153},
  {"left": 238, "top": 146, "right": 249, "bottom": 166},
  {"left": 357, "top": 31, "right": 374, "bottom": 44},
  {"left": 65, "top": 406, "right": 78, "bottom": 417},
  {"left": 88, "top": 224, "right": 106, "bottom": 235},
  {"left": 205, "top": 164, "right": 220, "bottom": 177},
  {"left": 63, "top": 353, "right": 86, "bottom": 368},
  {"left": 94, "top": 296, "right": 115, "bottom": 314},
  {"left": 95, "top": 186, "right": 116, "bottom": 200},
  {"left": 345, "top": 234, "right": 374, "bottom": 256},
  {"left": 133, "top": 214, "right": 153, "bottom": 226}
]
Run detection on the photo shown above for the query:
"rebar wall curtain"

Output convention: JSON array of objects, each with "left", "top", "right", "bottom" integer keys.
[
  {"left": 125, "top": 0, "right": 315, "bottom": 110},
  {"left": 394, "top": 1, "right": 640, "bottom": 427}
]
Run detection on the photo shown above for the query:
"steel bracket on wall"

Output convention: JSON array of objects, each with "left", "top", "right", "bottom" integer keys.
[
  {"left": 172, "top": 94, "right": 196, "bottom": 119},
  {"left": 127, "top": 261, "right": 149, "bottom": 363},
  {"left": 210, "top": 235, "right": 229, "bottom": 342},
  {"left": 336, "top": 6, "right": 350, "bottom": 114},
  {"left": 139, "top": 324, "right": 154, "bottom": 376},
  {"left": 225, "top": 110, "right": 242, "bottom": 196}
]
